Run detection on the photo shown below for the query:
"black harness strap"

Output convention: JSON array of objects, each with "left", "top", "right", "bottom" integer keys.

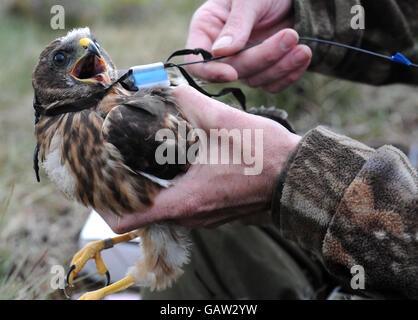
[
  {"left": 35, "top": 70, "right": 134, "bottom": 119},
  {"left": 33, "top": 95, "right": 42, "bottom": 182},
  {"left": 33, "top": 144, "right": 40, "bottom": 183},
  {"left": 166, "top": 48, "right": 213, "bottom": 62},
  {"left": 166, "top": 62, "right": 247, "bottom": 110},
  {"left": 165, "top": 48, "right": 247, "bottom": 110}
]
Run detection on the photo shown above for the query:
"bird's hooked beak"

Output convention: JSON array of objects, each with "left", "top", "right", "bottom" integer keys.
[{"left": 70, "top": 37, "right": 111, "bottom": 86}]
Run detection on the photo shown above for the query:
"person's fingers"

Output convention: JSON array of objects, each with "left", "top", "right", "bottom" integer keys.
[
  {"left": 184, "top": 0, "right": 258, "bottom": 82},
  {"left": 173, "top": 84, "right": 248, "bottom": 130},
  {"left": 221, "top": 28, "right": 299, "bottom": 79},
  {"left": 184, "top": 61, "right": 239, "bottom": 83},
  {"left": 103, "top": 166, "right": 206, "bottom": 233},
  {"left": 185, "top": 5, "right": 239, "bottom": 82},
  {"left": 243, "top": 44, "right": 311, "bottom": 88},
  {"left": 263, "top": 60, "right": 311, "bottom": 93},
  {"left": 211, "top": 0, "right": 258, "bottom": 56},
  {"left": 185, "top": 29, "right": 300, "bottom": 82},
  {"left": 101, "top": 174, "right": 273, "bottom": 234},
  {"left": 186, "top": 13, "right": 222, "bottom": 51}
]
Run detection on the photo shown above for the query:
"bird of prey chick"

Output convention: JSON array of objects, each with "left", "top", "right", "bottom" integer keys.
[
  {"left": 32, "top": 27, "right": 294, "bottom": 300},
  {"left": 32, "top": 27, "right": 198, "bottom": 299}
]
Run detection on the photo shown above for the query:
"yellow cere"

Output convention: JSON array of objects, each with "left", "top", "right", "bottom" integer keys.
[{"left": 79, "top": 37, "right": 91, "bottom": 49}]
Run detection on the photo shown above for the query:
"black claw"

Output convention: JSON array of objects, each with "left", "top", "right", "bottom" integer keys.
[
  {"left": 65, "top": 264, "right": 76, "bottom": 286},
  {"left": 62, "top": 264, "right": 110, "bottom": 299},
  {"left": 62, "top": 264, "right": 76, "bottom": 299},
  {"left": 105, "top": 271, "right": 111, "bottom": 286}
]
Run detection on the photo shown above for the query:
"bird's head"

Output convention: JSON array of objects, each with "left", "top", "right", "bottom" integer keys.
[{"left": 32, "top": 27, "right": 117, "bottom": 106}]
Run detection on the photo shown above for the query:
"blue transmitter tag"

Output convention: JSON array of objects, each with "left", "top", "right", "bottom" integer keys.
[{"left": 129, "top": 62, "right": 170, "bottom": 89}]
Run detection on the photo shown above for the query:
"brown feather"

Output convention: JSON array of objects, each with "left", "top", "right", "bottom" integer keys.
[{"left": 33, "top": 29, "right": 195, "bottom": 293}]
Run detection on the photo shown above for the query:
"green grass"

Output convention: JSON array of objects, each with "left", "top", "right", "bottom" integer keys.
[{"left": 0, "top": 0, "right": 416, "bottom": 299}]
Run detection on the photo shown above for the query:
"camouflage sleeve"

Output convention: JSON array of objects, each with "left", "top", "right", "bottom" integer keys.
[
  {"left": 293, "top": 0, "right": 418, "bottom": 85},
  {"left": 271, "top": 126, "right": 418, "bottom": 299}
]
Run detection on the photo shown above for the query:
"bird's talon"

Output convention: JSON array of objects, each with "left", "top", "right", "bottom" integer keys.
[
  {"left": 65, "top": 240, "right": 108, "bottom": 287},
  {"left": 65, "top": 264, "right": 76, "bottom": 286},
  {"left": 105, "top": 270, "right": 111, "bottom": 286},
  {"left": 62, "top": 268, "right": 110, "bottom": 299}
]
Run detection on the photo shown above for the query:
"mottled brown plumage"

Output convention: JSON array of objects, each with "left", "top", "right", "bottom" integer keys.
[
  {"left": 33, "top": 28, "right": 195, "bottom": 214},
  {"left": 32, "top": 28, "right": 196, "bottom": 296}
]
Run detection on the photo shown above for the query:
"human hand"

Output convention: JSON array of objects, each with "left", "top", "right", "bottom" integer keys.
[
  {"left": 185, "top": 0, "right": 312, "bottom": 93},
  {"left": 99, "top": 85, "right": 301, "bottom": 233}
]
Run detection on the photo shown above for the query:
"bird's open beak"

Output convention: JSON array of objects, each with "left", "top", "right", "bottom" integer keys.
[{"left": 70, "top": 38, "right": 111, "bottom": 86}]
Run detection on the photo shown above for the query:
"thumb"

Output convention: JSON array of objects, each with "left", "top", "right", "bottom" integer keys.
[
  {"left": 211, "top": 1, "right": 257, "bottom": 56},
  {"left": 173, "top": 84, "right": 245, "bottom": 131}
]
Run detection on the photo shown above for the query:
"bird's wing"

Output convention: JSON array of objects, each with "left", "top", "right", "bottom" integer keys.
[{"left": 102, "top": 87, "right": 195, "bottom": 183}]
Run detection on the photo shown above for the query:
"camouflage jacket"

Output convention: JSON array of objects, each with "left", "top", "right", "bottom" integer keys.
[{"left": 272, "top": 0, "right": 418, "bottom": 299}]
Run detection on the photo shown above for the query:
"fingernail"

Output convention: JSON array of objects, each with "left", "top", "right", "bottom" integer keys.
[
  {"left": 280, "top": 32, "right": 297, "bottom": 51},
  {"left": 292, "top": 49, "right": 309, "bottom": 66},
  {"left": 212, "top": 35, "right": 233, "bottom": 51}
]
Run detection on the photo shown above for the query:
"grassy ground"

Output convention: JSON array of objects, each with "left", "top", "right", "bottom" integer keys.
[{"left": 0, "top": 0, "right": 417, "bottom": 299}]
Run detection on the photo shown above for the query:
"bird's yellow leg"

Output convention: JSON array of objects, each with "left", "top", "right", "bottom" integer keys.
[
  {"left": 66, "top": 231, "right": 139, "bottom": 285},
  {"left": 78, "top": 275, "right": 136, "bottom": 300}
]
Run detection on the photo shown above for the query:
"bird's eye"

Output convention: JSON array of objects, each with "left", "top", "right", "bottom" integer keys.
[{"left": 53, "top": 52, "right": 67, "bottom": 66}]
